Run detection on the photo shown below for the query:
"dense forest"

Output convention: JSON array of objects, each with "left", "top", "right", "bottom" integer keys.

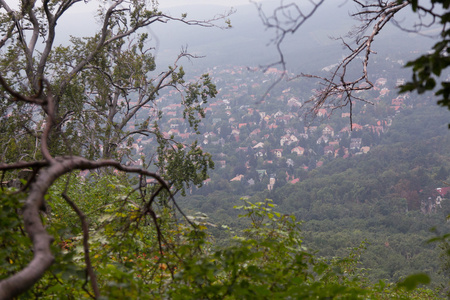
[
  {"left": 1, "top": 0, "right": 450, "bottom": 299},
  {"left": 179, "top": 102, "right": 450, "bottom": 285}
]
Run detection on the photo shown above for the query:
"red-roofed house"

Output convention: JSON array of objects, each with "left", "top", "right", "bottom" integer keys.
[
  {"left": 290, "top": 178, "right": 300, "bottom": 184},
  {"left": 291, "top": 146, "right": 305, "bottom": 156},
  {"left": 316, "top": 109, "right": 328, "bottom": 117},
  {"left": 436, "top": 187, "right": 450, "bottom": 197},
  {"left": 271, "top": 149, "right": 283, "bottom": 158},
  {"left": 322, "top": 125, "right": 334, "bottom": 137}
]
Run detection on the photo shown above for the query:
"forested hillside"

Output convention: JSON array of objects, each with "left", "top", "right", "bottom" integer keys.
[{"left": 179, "top": 102, "right": 450, "bottom": 285}]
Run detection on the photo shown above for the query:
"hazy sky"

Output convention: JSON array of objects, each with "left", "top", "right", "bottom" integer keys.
[
  {"left": 65, "top": 0, "right": 253, "bottom": 12},
  {"left": 56, "top": 0, "right": 255, "bottom": 40},
  {"left": 160, "top": 0, "right": 252, "bottom": 8}
]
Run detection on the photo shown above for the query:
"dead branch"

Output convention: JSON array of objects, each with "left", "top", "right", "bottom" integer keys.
[
  {"left": 62, "top": 191, "right": 100, "bottom": 299},
  {"left": 253, "top": 0, "right": 325, "bottom": 71},
  {"left": 252, "top": 0, "right": 325, "bottom": 99},
  {"left": 299, "top": 1, "right": 410, "bottom": 120}
]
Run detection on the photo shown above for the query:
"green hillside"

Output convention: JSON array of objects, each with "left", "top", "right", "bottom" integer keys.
[{"left": 179, "top": 102, "right": 450, "bottom": 286}]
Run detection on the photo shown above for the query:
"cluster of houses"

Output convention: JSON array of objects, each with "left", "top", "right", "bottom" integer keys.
[
  {"left": 422, "top": 187, "right": 450, "bottom": 214},
  {"left": 125, "top": 65, "right": 413, "bottom": 190}
]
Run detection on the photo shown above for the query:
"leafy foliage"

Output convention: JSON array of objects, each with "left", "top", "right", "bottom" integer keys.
[
  {"left": 399, "top": 0, "right": 450, "bottom": 119},
  {"left": 2, "top": 183, "right": 437, "bottom": 298}
]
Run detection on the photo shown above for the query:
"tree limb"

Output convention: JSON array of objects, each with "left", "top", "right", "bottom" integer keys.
[
  {"left": 0, "top": 154, "right": 174, "bottom": 298},
  {"left": 61, "top": 191, "right": 100, "bottom": 299}
]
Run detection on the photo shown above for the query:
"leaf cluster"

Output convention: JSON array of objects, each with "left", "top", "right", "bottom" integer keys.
[{"left": 399, "top": 0, "right": 450, "bottom": 122}]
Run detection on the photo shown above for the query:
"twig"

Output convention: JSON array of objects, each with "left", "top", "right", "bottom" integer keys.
[{"left": 61, "top": 188, "right": 100, "bottom": 299}]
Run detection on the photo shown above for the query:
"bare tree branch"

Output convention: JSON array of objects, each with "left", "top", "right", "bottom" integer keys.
[
  {"left": 0, "top": 160, "right": 48, "bottom": 171},
  {"left": 252, "top": 0, "right": 325, "bottom": 100},
  {"left": 256, "top": 1, "right": 450, "bottom": 126},
  {"left": 61, "top": 189, "right": 100, "bottom": 299},
  {"left": 297, "top": 1, "right": 409, "bottom": 120}
]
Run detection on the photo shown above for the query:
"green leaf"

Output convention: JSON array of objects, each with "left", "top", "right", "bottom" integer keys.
[{"left": 397, "top": 273, "right": 430, "bottom": 291}]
